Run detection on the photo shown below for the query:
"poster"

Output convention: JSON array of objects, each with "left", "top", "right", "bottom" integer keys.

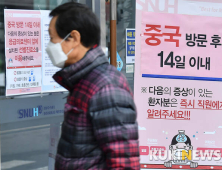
[
  {"left": 5, "top": 10, "right": 42, "bottom": 96},
  {"left": 126, "top": 28, "right": 135, "bottom": 63},
  {"left": 4, "top": 9, "right": 67, "bottom": 96},
  {"left": 41, "top": 11, "right": 66, "bottom": 93},
  {"left": 135, "top": 0, "right": 222, "bottom": 169}
]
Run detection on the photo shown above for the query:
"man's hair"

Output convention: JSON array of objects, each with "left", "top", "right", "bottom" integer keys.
[{"left": 50, "top": 2, "right": 100, "bottom": 47}]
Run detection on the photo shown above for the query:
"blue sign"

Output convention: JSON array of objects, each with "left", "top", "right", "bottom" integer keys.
[
  {"left": 117, "top": 52, "right": 123, "bottom": 72},
  {"left": 127, "top": 30, "right": 135, "bottom": 39},
  {"left": 126, "top": 28, "right": 135, "bottom": 64},
  {"left": 108, "top": 52, "right": 124, "bottom": 72},
  {"left": 127, "top": 40, "right": 135, "bottom": 56}
]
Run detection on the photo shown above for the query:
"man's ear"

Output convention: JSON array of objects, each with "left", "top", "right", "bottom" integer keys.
[{"left": 70, "top": 30, "right": 81, "bottom": 48}]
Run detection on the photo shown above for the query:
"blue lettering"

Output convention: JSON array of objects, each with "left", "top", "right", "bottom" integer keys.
[
  {"left": 29, "top": 108, "right": 33, "bottom": 117},
  {"left": 44, "top": 106, "right": 56, "bottom": 111},
  {"left": 37, "top": 105, "right": 43, "bottom": 114},
  {"left": 18, "top": 107, "right": 40, "bottom": 119},
  {"left": 33, "top": 108, "right": 38, "bottom": 117},
  {"left": 18, "top": 109, "right": 23, "bottom": 118},
  {"left": 23, "top": 109, "right": 29, "bottom": 118},
  {"left": 56, "top": 110, "right": 63, "bottom": 114},
  {"left": 44, "top": 110, "right": 57, "bottom": 115}
]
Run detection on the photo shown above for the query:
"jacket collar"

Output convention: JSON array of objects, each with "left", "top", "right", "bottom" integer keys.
[{"left": 53, "top": 46, "right": 108, "bottom": 90}]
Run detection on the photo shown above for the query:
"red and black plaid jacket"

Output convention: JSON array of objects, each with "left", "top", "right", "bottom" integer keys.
[{"left": 53, "top": 46, "right": 140, "bottom": 170}]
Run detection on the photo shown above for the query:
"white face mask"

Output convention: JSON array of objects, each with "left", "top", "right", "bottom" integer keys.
[{"left": 46, "top": 33, "right": 73, "bottom": 68}]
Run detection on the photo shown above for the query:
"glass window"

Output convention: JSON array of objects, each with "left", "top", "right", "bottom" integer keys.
[
  {"left": 0, "top": 0, "right": 90, "bottom": 97},
  {"left": 0, "top": 1, "right": 92, "bottom": 170},
  {"left": 0, "top": 1, "right": 137, "bottom": 169},
  {"left": 105, "top": 0, "right": 136, "bottom": 92}
]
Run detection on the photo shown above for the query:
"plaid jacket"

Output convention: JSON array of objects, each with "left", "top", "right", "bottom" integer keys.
[{"left": 53, "top": 46, "right": 140, "bottom": 170}]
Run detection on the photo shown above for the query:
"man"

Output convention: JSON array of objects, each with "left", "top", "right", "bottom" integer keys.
[{"left": 46, "top": 2, "right": 140, "bottom": 170}]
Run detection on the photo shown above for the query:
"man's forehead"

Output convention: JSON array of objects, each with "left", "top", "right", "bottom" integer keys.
[
  {"left": 51, "top": 16, "right": 58, "bottom": 24},
  {"left": 48, "top": 17, "right": 57, "bottom": 34},
  {"left": 49, "top": 17, "right": 55, "bottom": 27}
]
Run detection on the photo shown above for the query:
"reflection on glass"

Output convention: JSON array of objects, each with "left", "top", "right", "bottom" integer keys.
[
  {"left": 106, "top": 0, "right": 135, "bottom": 91},
  {"left": 0, "top": 0, "right": 87, "bottom": 96}
]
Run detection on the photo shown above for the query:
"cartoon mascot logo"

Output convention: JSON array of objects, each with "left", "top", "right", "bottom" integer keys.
[{"left": 164, "top": 130, "right": 198, "bottom": 168}]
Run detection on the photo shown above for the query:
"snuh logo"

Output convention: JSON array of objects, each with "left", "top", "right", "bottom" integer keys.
[{"left": 18, "top": 105, "right": 42, "bottom": 119}]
